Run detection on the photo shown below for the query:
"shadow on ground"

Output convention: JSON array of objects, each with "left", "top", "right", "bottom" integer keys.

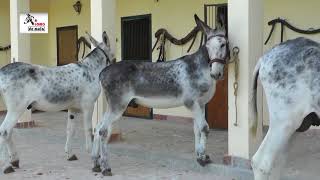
[{"left": 0, "top": 112, "right": 319, "bottom": 179}]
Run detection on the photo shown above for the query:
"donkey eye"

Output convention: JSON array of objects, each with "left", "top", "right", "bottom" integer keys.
[{"left": 220, "top": 44, "right": 226, "bottom": 48}]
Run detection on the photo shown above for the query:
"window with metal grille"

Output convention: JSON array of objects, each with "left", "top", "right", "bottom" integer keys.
[{"left": 121, "top": 14, "right": 152, "bottom": 61}]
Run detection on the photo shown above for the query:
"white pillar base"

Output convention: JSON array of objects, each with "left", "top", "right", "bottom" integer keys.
[
  {"left": 91, "top": 0, "right": 120, "bottom": 139},
  {"left": 227, "top": 0, "right": 264, "bottom": 159}
]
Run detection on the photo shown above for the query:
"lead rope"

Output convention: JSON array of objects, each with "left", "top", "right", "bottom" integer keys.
[{"left": 228, "top": 47, "right": 240, "bottom": 126}]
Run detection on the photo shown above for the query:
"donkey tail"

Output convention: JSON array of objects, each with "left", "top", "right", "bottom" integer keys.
[{"left": 250, "top": 59, "right": 261, "bottom": 137}]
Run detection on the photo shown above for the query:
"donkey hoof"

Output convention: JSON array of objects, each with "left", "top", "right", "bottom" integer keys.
[
  {"left": 98, "top": 129, "right": 107, "bottom": 137},
  {"left": 197, "top": 155, "right": 212, "bottom": 167},
  {"left": 11, "top": 160, "right": 19, "bottom": 168},
  {"left": 102, "top": 168, "right": 112, "bottom": 176},
  {"left": 92, "top": 165, "right": 101, "bottom": 172},
  {"left": 67, "top": 154, "right": 78, "bottom": 161},
  {"left": 3, "top": 166, "right": 15, "bottom": 174}
]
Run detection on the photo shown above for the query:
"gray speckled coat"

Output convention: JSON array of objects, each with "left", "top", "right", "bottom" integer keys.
[
  {"left": 250, "top": 37, "right": 320, "bottom": 180},
  {"left": 91, "top": 15, "right": 229, "bottom": 176}
]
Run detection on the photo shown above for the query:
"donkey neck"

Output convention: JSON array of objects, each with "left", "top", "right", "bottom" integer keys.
[
  {"left": 185, "top": 45, "right": 210, "bottom": 65},
  {"left": 198, "top": 45, "right": 210, "bottom": 61},
  {"left": 82, "top": 48, "right": 108, "bottom": 75}
]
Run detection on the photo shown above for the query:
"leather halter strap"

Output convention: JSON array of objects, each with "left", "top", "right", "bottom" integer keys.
[
  {"left": 206, "top": 34, "right": 229, "bottom": 65},
  {"left": 96, "top": 46, "right": 110, "bottom": 63},
  {"left": 209, "top": 58, "right": 227, "bottom": 65}
]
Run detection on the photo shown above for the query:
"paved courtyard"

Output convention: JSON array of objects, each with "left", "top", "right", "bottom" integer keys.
[{"left": 0, "top": 111, "right": 319, "bottom": 179}]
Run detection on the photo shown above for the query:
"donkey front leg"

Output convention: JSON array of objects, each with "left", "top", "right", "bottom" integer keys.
[
  {"left": 65, "top": 109, "right": 78, "bottom": 161},
  {"left": 191, "top": 103, "right": 211, "bottom": 166},
  {"left": 6, "top": 135, "right": 19, "bottom": 168},
  {"left": 193, "top": 122, "right": 200, "bottom": 157},
  {"left": 0, "top": 110, "right": 25, "bottom": 173}
]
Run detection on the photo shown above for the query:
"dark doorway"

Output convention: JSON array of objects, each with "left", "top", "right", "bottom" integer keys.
[
  {"left": 56, "top": 25, "right": 78, "bottom": 66},
  {"left": 121, "top": 14, "right": 153, "bottom": 119},
  {"left": 205, "top": 4, "right": 228, "bottom": 129}
]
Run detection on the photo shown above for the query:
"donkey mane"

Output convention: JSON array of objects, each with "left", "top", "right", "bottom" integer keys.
[
  {"left": 184, "top": 45, "right": 210, "bottom": 62},
  {"left": 82, "top": 47, "right": 109, "bottom": 63}
]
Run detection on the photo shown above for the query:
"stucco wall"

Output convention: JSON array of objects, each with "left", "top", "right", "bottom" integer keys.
[
  {"left": 0, "top": 0, "right": 11, "bottom": 67},
  {"left": 29, "top": 0, "right": 91, "bottom": 66},
  {"left": 0, "top": 0, "right": 10, "bottom": 111},
  {"left": 262, "top": 0, "right": 320, "bottom": 125},
  {"left": 116, "top": 0, "right": 227, "bottom": 118},
  {"left": 30, "top": 0, "right": 49, "bottom": 65},
  {"left": 264, "top": 0, "right": 320, "bottom": 49},
  {"left": 47, "top": 0, "right": 91, "bottom": 66}
]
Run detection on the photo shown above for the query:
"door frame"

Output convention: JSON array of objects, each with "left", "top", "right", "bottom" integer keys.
[
  {"left": 204, "top": 3, "right": 228, "bottom": 31},
  {"left": 121, "top": 14, "right": 153, "bottom": 119},
  {"left": 56, "top": 25, "right": 78, "bottom": 66},
  {"left": 121, "top": 14, "right": 152, "bottom": 62}
]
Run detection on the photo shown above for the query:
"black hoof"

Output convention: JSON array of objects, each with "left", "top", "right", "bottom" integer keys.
[
  {"left": 11, "top": 160, "right": 19, "bottom": 168},
  {"left": 3, "top": 166, "right": 15, "bottom": 174},
  {"left": 102, "top": 168, "right": 112, "bottom": 176},
  {"left": 197, "top": 155, "right": 212, "bottom": 167},
  {"left": 67, "top": 154, "right": 78, "bottom": 161},
  {"left": 92, "top": 165, "right": 101, "bottom": 172}
]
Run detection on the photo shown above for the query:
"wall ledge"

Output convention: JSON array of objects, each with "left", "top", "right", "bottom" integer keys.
[
  {"left": 223, "top": 155, "right": 252, "bottom": 170},
  {"left": 153, "top": 114, "right": 193, "bottom": 124},
  {"left": 0, "top": 111, "right": 36, "bottom": 129}
]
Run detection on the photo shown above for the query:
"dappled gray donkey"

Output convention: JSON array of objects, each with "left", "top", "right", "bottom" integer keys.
[
  {"left": 93, "top": 15, "right": 230, "bottom": 176},
  {"left": 250, "top": 37, "right": 320, "bottom": 180},
  {"left": 0, "top": 32, "right": 113, "bottom": 174}
]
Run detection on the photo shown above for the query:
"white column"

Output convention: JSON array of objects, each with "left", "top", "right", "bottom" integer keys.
[
  {"left": 10, "top": 0, "right": 32, "bottom": 123},
  {"left": 91, "top": 0, "right": 120, "bottom": 136},
  {"left": 227, "top": 0, "right": 263, "bottom": 159}
]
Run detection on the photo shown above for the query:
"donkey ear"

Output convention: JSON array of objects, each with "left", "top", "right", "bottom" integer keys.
[
  {"left": 102, "top": 31, "right": 110, "bottom": 48},
  {"left": 86, "top": 31, "right": 99, "bottom": 47},
  {"left": 194, "top": 14, "right": 211, "bottom": 35}
]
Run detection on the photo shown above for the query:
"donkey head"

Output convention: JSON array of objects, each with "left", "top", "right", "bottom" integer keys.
[
  {"left": 86, "top": 31, "right": 116, "bottom": 64},
  {"left": 194, "top": 14, "right": 229, "bottom": 80}
]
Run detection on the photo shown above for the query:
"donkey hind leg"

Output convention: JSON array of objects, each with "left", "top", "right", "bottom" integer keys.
[
  {"left": 82, "top": 105, "right": 94, "bottom": 153},
  {"left": 98, "top": 106, "right": 127, "bottom": 176},
  {"left": 252, "top": 111, "right": 303, "bottom": 180},
  {"left": 0, "top": 110, "right": 26, "bottom": 173},
  {"left": 92, "top": 123, "right": 101, "bottom": 173},
  {"left": 6, "top": 135, "right": 19, "bottom": 168},
  {"left": 65, "top": 109, "right": 78, "bottom": 161},
  {"left": 270, "top": 133, "right": 297, "bottom": 180},
  {"left": 191, "top": 103, "right": 211, "bottom": 166}
]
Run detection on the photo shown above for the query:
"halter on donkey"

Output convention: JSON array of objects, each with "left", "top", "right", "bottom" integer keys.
[
  {"left": 0, "top": 32, "right": 113, "bottom": 174},
  {"left": 92, "top": 15, "right": 230, "bottom": 176}
]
